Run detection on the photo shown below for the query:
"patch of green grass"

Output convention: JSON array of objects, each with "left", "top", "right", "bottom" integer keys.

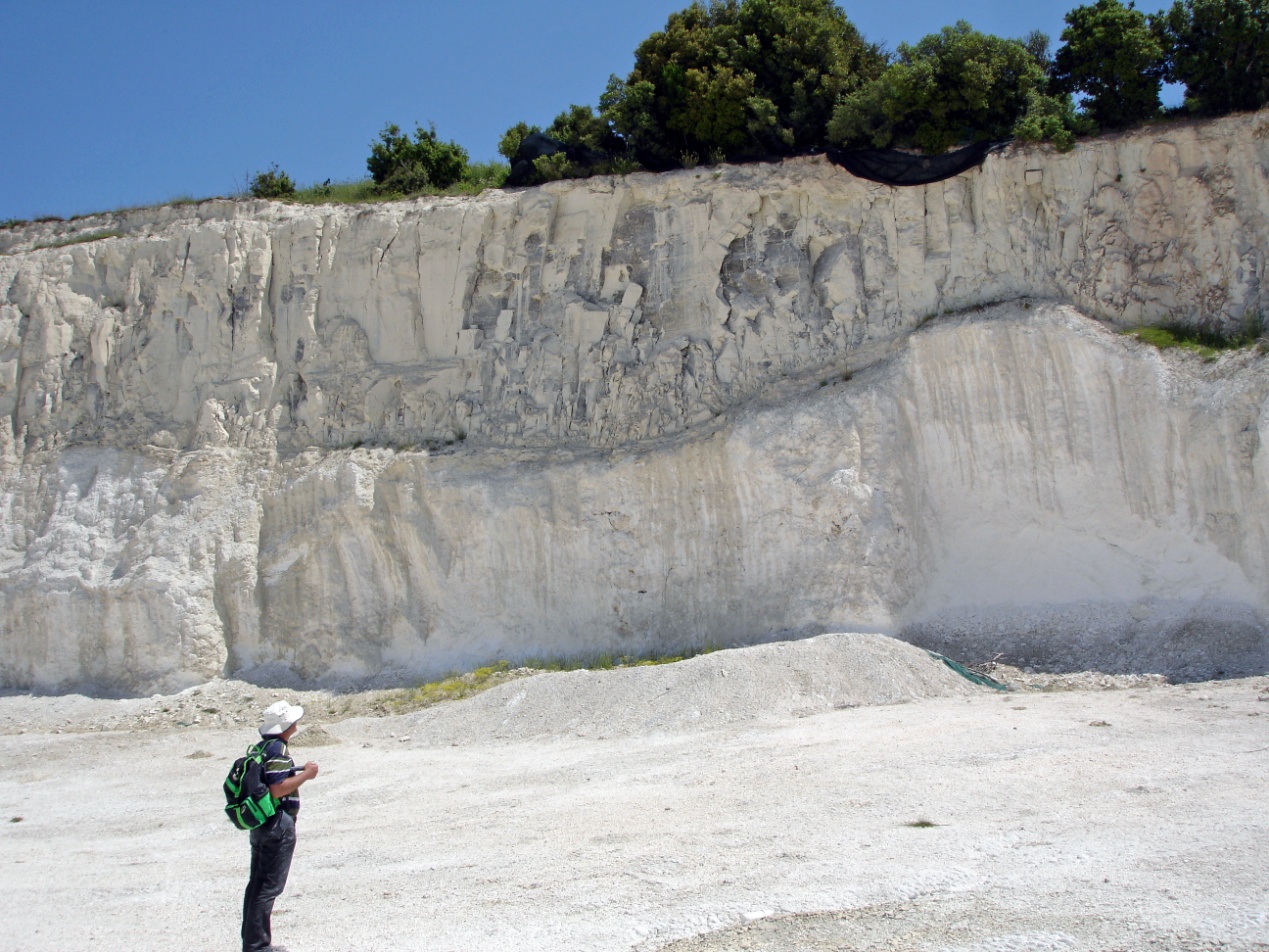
[
  {"left": 384, "top": 661, "right": 516, "bottom": 710},
  {"left": 32, "top": 230, "right": 123, "bottom": 251},
  {"left": 288, "top": 179, "right": 382, "bottom": 205},
  {"left": 280, "top": 163, "right": 509, "bottom": 207},
  {"left": 455, "top": 160, "right": 510, "bottom": 192},
  {"left": 1127, "top": 325, "right": 1223, "bottom": 359},
  {"left": 1124, "top": 315, "right": 1266, "bottom": 360}
]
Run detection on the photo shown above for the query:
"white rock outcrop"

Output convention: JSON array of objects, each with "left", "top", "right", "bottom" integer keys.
[{"left": 3, "top": 112, "right": 1269, "bottom": 692}]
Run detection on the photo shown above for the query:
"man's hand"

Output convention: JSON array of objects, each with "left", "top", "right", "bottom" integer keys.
[{"left": 269, "top": 761, "right": 319, "bottom": 799}]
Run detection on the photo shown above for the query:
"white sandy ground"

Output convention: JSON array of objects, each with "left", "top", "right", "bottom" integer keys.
[{"left": 1, "top": 633, "right": 1267, "bottom": 952}]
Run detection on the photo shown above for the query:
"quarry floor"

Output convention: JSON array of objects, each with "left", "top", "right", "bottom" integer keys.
[{"left": 1, "top": 636, "right": 1267, "bottom": 952}]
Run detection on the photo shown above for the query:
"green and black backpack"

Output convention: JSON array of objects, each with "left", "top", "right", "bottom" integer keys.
[{"left": 223, "top": 742, "right": 278, "bottom": 830}]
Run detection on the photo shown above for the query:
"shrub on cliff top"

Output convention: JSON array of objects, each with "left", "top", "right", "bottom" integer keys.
[
  {"left": 1012, "top": 86, "right": 1097, "bottom": 151},
  {"left": 367, "top": 123, "right": 469, "bottom": 194},
  {"left": 249, "top": 164, "right": 296, "bottom": 199},
  {"left": 546, "top": 104, "right": 624, "bottom": 154},
  {"left": 498, "top": 121, "right": 542, "bottom": 162}
]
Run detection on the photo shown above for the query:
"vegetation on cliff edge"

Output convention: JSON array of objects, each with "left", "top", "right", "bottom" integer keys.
[{"left": 6, "top": 0, "right": 1269, "bottom": 221}]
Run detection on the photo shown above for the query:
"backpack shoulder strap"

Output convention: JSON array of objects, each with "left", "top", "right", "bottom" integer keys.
[
  {"left": 247, "top": 741, "right": 263, "bottom": 759},
  {"left": 256, "top": 738, "right": 283, "bottom": 760}
]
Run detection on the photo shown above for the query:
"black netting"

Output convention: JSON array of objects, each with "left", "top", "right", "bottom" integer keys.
[
  {"left": 827, "top": 140, "right": 1009, "bottom": 186},
  {"left": 504, "top": 134, "right": 1010, "bottom": 189}
]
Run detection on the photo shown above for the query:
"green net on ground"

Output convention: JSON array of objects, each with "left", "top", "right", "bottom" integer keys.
[{"left": 926, "top": 650, "right": 1010, "bottom": 691}]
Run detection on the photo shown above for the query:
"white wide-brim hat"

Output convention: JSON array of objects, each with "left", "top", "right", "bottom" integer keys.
[{"left": 259, "top": 700, "right": 304, "bottom": 736}]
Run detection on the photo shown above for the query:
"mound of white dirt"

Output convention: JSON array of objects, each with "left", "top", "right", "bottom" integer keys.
[{"left": 390, "top": 632, "right": 986, "bottom": 747}]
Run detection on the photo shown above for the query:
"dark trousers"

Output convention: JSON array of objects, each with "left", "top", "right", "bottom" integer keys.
[{"left": 242, "top": 811, "right": 296, "bottom": 952}]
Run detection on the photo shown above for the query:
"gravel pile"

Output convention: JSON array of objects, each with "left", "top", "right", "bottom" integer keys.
[{"left": 386, "top": 632, "right": 984, "bottom": 747}]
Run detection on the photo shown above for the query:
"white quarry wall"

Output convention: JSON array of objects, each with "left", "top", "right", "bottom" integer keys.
[
  {"left": 3, "top": 112, "right": 1269, "bottom": 692},
  {"left": 3, "top": 111, "right": 1268, "bottom": 456}
]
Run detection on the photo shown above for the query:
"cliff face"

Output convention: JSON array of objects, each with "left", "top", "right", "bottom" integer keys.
[{"left": 4, "top": 112, "right": 1269, "bottom": 693}]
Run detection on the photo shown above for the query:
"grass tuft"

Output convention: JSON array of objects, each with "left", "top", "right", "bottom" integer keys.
[
  {"left": 288, "top": 179, "right": 381, "bottom": 205},
  {"left": 277, "top": 163, "right": 509, "bottom": 207},
  {"left": 383, "top": 661, "right": 516, "bottom": 710},
  {"left": 1124, "top": 314, "right": 1266, "bottom": 360}
]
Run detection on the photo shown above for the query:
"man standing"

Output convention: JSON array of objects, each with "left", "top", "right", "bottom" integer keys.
[{"left": 242, "top": 700, "right": 319, "bottom": 952}]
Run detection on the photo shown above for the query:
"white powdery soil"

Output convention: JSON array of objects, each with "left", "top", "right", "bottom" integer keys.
[{"left": 0, "top": 633, "right": 1266, "bottom": 952}]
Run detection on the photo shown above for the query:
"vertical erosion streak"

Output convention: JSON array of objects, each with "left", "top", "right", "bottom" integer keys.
[{"left": 260, "top": 231, "right": 278, "bottom": 363}]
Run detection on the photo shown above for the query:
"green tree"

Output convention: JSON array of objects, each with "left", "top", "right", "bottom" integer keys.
[
  {"left": 601, "top": 0, "right": 882, "bottom": 167},
  {"left": 1154, "top": 0, "right": 1269, "bottom": 115},
  {"left": 1012, "top": 88, "right": 1097, "bottom": 150},
  {"left": 497, "top": 122, "right": 541, "bottom": 162},
  {"left": 601, "top": 75, "right": 662, "bottom": 159},
  {"left": 367, "top": 123, "right": 469, "bottom": 194},
  {"left": 546, "top": 104, "right": 622, "bottom": 153},
  {"left": 602, "top": 0, "right": 748, "bottom": 167},
  {"left": 249, "top": 164, "right": 296, "bottom": 199},
  {"left": 828, "top": 22, "right": 1049, "bottom": 153},
  {"left": 730, "top": 0, "right": 885, "bottom": 150},
  {"left": 1021, "top": 30, "right": 1053, "bottom": 65},
  {"left": 1051, "top": 0, "right": 1164, "bottom": 129}
]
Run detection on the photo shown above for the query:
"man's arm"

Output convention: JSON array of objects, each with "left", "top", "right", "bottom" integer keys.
[{"left": 269, "top": 761, "right": 319, "bottom": 799}]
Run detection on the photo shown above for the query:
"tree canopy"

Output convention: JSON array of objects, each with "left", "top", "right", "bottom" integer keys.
[
  {"left": 544, "top": 104, "right": 622, "bottom": 153},
  {"left": 1155, "top": 0, "right": 1269, "bottom": 115},
  {"left": 601, "top": 0, "right": 884, "bottom": 167},
  {"left": 497, "top": 122, "right": 541, "bottom": 163},
  {"left": 1051, "top": 0, "right": 1164, "bottom": 129},
  {"left": 827, "top": 22, "right": 1052, "bottom": 154}
]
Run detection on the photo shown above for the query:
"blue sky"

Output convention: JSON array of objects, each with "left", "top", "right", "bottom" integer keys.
[{"left": 0, "top": 0, "right": 1174, "bottom": 222}]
